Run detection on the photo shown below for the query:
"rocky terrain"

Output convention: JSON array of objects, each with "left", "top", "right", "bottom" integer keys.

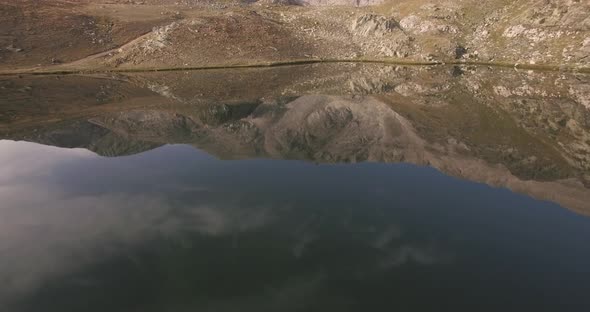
[
  {"left": 2, "top": 3, "right": 590, "bottom": 308},
  {"left": 0, "top": 0, "right": 588, "bottom": 72},
  {"left": 1, "top": 64, "right": 589, "bottom": 214}
]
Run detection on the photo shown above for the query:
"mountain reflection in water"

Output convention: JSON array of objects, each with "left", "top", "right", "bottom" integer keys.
[{"left": 1, "top": 64, "right": 590, "bottom": 311}]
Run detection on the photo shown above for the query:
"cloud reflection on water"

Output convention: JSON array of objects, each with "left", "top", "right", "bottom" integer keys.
[{"left": 0, "top": 140, "right": 448, "bottom": 309}]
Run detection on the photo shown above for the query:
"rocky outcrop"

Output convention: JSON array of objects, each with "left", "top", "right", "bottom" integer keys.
[{"left": 351, "top": 14, "right": 398, "bottom": 37}]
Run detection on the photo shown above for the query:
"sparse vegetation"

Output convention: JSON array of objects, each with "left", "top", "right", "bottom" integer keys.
[{"left": 0, "top": 0, "right": 588, "bottom": 73}]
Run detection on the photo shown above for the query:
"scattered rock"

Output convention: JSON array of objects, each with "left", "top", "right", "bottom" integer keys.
[
  {"left": 455, "top": 45, "right": 467, "bottom": 59},
  {"left": 351, "top": 14, "right": 398, "bottom": 37},
  {"left": 5, "top": 45, "right": 23, "bottom": 53}
]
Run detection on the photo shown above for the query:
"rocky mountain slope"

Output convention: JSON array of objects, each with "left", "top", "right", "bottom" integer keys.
[{"left": 0, "top": 0, "right": 588, "bottom": 72}]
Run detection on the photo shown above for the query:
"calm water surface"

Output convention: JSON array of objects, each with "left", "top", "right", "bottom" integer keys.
[{"left": 1, "top": 64, "right": 590, "bottom": 311}]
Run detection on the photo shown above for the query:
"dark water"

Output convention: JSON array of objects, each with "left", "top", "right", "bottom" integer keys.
[{"left": 1, "top": 64, "right": 590, "bottom": 311}]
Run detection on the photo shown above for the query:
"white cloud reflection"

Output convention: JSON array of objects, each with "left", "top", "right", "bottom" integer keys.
[
  {"left": 0, "top": 140, "right": 274, "bottom": 303},
  {"left": 0, "top": 140, "right": 451, "bottom": 308}
]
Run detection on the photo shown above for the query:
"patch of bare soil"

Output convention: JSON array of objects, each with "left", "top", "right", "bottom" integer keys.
[
  {"left": 0, "top": 0, "right": 173, "bottom": 69},
  {"left": 104, "top": 10, "right": 314, "bottom": 68}
]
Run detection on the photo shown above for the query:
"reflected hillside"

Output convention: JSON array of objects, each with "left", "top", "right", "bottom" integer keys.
[{"left": 1, "top": 64, "right": 589, "bottom": 213}]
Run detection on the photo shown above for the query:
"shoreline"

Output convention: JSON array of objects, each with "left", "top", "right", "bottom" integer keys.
[{"left": 1, "top": 58, "right": 589, "bottom": 77}]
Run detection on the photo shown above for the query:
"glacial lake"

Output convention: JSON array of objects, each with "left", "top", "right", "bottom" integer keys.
[{"left": 1, "top": 64, "right": 590, "bottom": 311}]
